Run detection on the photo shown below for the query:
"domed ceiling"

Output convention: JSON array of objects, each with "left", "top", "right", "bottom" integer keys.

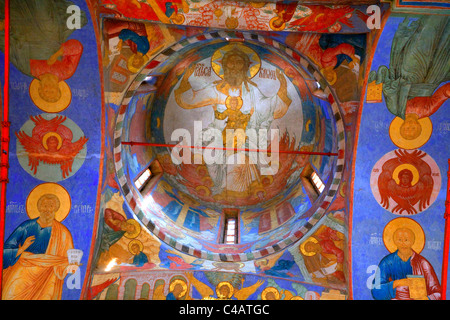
[{"left": 114, "top": 31, "right": 345, "bottom": 261}]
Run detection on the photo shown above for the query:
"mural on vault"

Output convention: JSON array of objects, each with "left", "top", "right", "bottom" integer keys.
[
  {"left": 370, "top": 149, "right": 441, "bottom": 215},
  {"left": 354, "top": 12, "right": 450, "bottom": 300},
  {"left": 96, "top": 0, "right": 377, "bottom": 33},
  {"left": 368, "top": 16, "right": 449, "bottom": 122},
  {"left": 2, "top": 0, "right": 101, "bottom": 300},
  {"left": 90, "top": 12, "right": 356, "bottom": 298},
  {"left": 290, "top": 221, "right": 346, "bottom": 288},
  {"left": 2, "top": 183, "right": 79, "bottom": 299},
  {"left": 9, "top": 0, "right": 446, "bottom": 302},
  {"left": 0, "top": 0, "right": 87, "bottom": 113},
  {"left": 167, "top": 42, "right": 297, "bottom": 206},
  {"left": 150, "top": 37, "right": 342, "bottom": 217}
]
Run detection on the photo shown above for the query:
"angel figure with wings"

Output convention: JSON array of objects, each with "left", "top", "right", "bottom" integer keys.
[
  {"left": 16, "top": 115, "right": 88, "bottom": 179},
  {"left": 377, "top": 149, "right": 434, "bottom": 215},
  {"left": 185, "top": 272, "right": 264, "bottom": 300}
]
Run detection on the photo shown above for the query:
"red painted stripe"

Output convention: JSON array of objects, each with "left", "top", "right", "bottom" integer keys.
[
  {"left": 193, "top": 249, "right": 202, "bottom": 258},
  {"left": 321, "top": 201, "right": 330, "bottom": 209},
  {"left": 147, "top": 60, "right": 160, "bottom": 69}
]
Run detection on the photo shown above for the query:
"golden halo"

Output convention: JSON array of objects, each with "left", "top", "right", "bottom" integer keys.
[
  {"left": 178, "top": 192, "right": 200, "bottom": 206},
  {"left": 290, "top": 296, "right": 304, "bottom": 300},
  {"left": 156, "top": 180, "right": 173, "bottom": 194},
  {"left": 123, "top": 219, "right": 141, "bottom": 239},
  {"left": 196, "top": 165, "right": 208, "bottom": 175},
  {"left": 252, "top": 187, "right": 266, "bottom": 198},
  {"left": 211, "top": 43, "right": 261, "bottom": 80},
  {"left": 389, "top": 116, "right": 432, "bottom": 150},
  {"left": 201, "top": 176, "right": 213, "bottom": 187},
  {"left": 29, "top": 79, "right": 72, "bottom": 113},
  {"left": 26, "top": 183, "right": 71, "bottom": 222},
  {"left": 42, "top": 132, "right": 63, "bottom": 150},
  {"left": 195, "top": 185, "right": 211, "bottom": 197},
  {"left": 320, "top": 67, "right": 337, "bottom": 86},
  {"left": 299, "top": 237, "right": 319, "bottom": 256},
  {"left": 392, "top": 164, "right": 419, "bottom": 186},
  {"left": 383, "top": 217, "right": 425, "bottom": 254},
  {"left": 128, "top": 239, "right": 144, "bottom": 255},
  {"left": 261, "top": 287, "right": 280, "bottom": 300},
  {"left": 261, "top": 175, "right": 274, "bottom": 185},
  {"left": 269, "top": 16, "right": 286, "bottom": 31},
  {"left": 127, "top": 53, "right": 149, "bottom": 73},
  {"left": 169, "top": 279, "right": 188, "bottom": 298},
  {"left": 216, "top": 281, "right": 234, "bottom": 299}
]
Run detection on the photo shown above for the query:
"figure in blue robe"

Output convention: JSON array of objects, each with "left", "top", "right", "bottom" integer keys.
[{"left": 118, "top": 29, "right": 150, "bottom": 55}]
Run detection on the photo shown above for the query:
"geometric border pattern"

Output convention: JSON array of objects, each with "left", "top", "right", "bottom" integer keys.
[{"left": 113, "top": 30, "right": 346, "bottom": 262}]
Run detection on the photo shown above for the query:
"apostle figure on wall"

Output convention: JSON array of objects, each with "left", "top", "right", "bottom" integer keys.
[
  {"left": 173, "top": 43, "right": 292, "bottom": 196},
  {"left": 2, "top": 183, "right": 79, "bottom": 300},
  {"left": 371, "top": 149, "right": 441, "bottom": 216},
  {"left": 298, "top": 227, "right": 346, "bottom": 286},
  {"left": 15, "top": 114, "right": 89, "bottom": 181},
  {"left": 371, "top": 217, "right": 441, "bottom": 300}
]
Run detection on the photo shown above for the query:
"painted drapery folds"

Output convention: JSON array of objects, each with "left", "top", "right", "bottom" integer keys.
[{"left": 354, "top": 12, "right": 450, "bottom": 300}]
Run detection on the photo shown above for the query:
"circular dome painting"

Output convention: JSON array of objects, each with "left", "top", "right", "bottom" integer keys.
[{"left": 114, "top": 31, "right": 345, "bottom": 261}]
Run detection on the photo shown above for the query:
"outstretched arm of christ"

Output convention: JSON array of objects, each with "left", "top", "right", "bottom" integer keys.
[
  {"left": 214, "top": 109, "right": 228, "bottom": 120},
  {"left": 405, "top": 83, "right": 450, "bottom": 119},
  {"left": 30, "top": 39, "right": 83, "bottom": 81}
]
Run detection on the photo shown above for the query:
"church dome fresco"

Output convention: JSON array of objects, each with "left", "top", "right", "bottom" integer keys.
[{"left": 114, "top": 31, "right": 345, "bottom": 261}]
